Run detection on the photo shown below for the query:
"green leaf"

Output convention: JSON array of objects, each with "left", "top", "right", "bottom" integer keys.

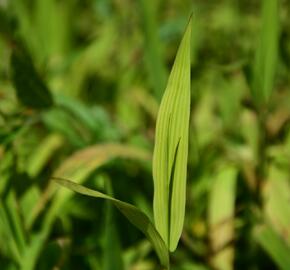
[
  {"left": 263, "top": 166, "right": 290, "bottom": 244},
  {"left": 252, "top": 0, "right": 279, "bottom": 106},
  {"left": 11, "top": 47, "right": 54, "bottom": 109},
  {"left": 5, "top": 191, "right": 27, "bottom": 255},
  {"left": 255, "top": 225, "right": 290, "bottom": 270},
  {"left": 53, "top": 177, "right": 169, "bottom": 268},
  {"left": 27, "top": 134, "right": 64, "bottom": 177},
  {"left": 0, "top": 199, "right": 22, "bottom": 264},
  {"left": 208, "top": 166, "right": 237, "bottom": 270},
  {"left": 20, "top": 231, "right": 48, "bottom": 270},
  {"left": 152, "top": 16, "right": 192, "bottom": 251}
]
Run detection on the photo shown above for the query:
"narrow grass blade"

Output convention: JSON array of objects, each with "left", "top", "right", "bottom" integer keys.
[
  {"left": 0, "top": 200, "right": 22, "bottom": 264},
  {"left": 208, "top": 166, "right": 237, "bottom": 270},
  {"left": 104, "top": 203, "right": 123, "bottom": 270},
  {"left": 5, "top": 191, "right": 27, "bottom": 254},
  {"left": 255, "top": 225, "right": 290, "bottom": 270},
  {"left": 264, "top": 166, "right": 290, "bottom": 244},
  {"left": 20, "top": 186, "right": 40, "bottom": 229},
  {"left": 103, "top": 180, "right": 124, "bottom": 270},
  {"left": 27, "top": 134, "right": 63, "bottom": 177},
  {"left": 252, "top": 0, "right": 279, "bottom": 106},
  {"left": 153, "top": 16, "right": 192, "bottom": 251},
  {"left": 20, "top": 231, "right": 48, "bottom": 270},
  {"left": 54, "top": 177, "right": 169, "bottom": 268}
]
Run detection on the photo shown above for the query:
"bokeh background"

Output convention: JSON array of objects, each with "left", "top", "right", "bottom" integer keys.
[{"left": 1, "top": 0, "right": 290, "bottom": 269}]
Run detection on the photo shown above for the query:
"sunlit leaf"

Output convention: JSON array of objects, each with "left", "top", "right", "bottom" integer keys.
[
  {"left": 153, "top": 16, "right": 192, "bottom": 251},
  {"left": 263, "top": 166, "right": 290, "bottom": 244},
  {"left": 208, "top": 166, "right": 237, "bottom": 270}
]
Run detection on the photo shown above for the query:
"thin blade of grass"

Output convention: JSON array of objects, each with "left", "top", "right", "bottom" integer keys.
[
  {"left": 53, "top": 177, "right": 169, "bottom": 268},
  {"left": 5, "top": 191, "right": 27, "bottom": 254},
  {"left": 208, "top": 166, "right": 237, "bottom": 270},
  {"left": 255, "top": 225, "right": 290, "bottom": 270},
  {"left": 27, "top": 134, "right": 64, "bottom": 178},
  {"left": 153, "top": 15, "right": 192, "bottom": 251},
  {"left": 0, "top": 201, "right": 22, "bottom": 264},
  {"left": 103, "top": 179, "right": 124, "bottom": 270},
  {"left": 252, "top": 0, "right": 279, "bottom": 106},
  {"left": 264, "top": 166, "right": 290, "bottom": 244}
]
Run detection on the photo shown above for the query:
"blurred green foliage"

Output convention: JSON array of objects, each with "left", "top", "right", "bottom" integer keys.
[{"left": 0, "top": 0, "right": 290, "bottom": 269}]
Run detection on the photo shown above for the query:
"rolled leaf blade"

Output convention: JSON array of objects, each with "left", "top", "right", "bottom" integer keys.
[{"left": 153, "top": 16, "right": 192, "bottom": 251}]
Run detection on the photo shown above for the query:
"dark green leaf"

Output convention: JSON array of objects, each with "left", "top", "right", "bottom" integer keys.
[{"left": 11, "top": 48, "right": 53, "bottom": 109}]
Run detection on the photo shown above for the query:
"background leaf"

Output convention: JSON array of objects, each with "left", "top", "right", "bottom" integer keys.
[
  {"left": 208, "top": 166, "right": 237, "bottom": 270},
  {"left": 255, "top": 225, "right": 290, "bottom": 270},
  {"left": 11, "top": 47, "right": 54, "bottom": 109},
  {"left": 251, "top": 0, "right": 279, "bottom": 107}
]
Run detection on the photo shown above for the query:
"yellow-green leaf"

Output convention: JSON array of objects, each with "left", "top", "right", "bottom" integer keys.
[
  {"left": 54, "top": 178, "right": 169, "bottom": 268},
  {"left": 208, "top": 166, "right": 237, "bottom": 270},
  {"left": 152, "top": 16, "right": 192, "bottom": 251},
  {"left": 263, "top": 166, "right": 290, "bottom": 244}
]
